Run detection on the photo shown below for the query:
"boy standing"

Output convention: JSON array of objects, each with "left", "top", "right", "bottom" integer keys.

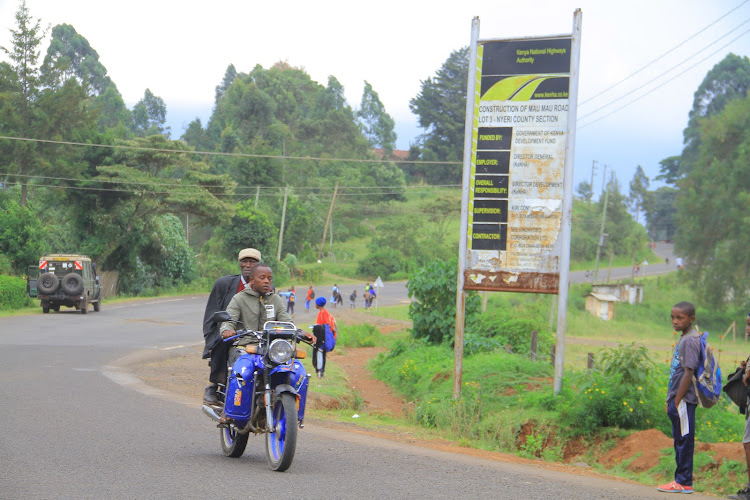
[{"left": 658, "top": 301, "right": 701, "bottom": 494}]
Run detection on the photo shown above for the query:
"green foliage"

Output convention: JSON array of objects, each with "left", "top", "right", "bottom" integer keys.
[
  {"left": 406, "top": 258, "right": 480, "bottom": 344},
  {"left": 0, "top": 275, "right": 27, "bottom": 309},
  {"left": 598, "top": 342, "right": 655, "bottom": 387},
  {"left": 409, "top": 47, "right": 469, "bottom": 184},
  {"left": 356, "top": 247, "right": 402, "bottom": 280},
  {"left": 0, "top": 192, "right": 47, "bottom": 274},
  {"left": 674, "top": 91, "right": 750, "bottom": 309},
  {"left": 220, "top": 202, "right": 277, "bottom": 261},
  {"left": 336, "top": 323, "right": 381, "bottom": 348},
  {"left": 468, "top": 312, "right": 554, "bottom": 356},
  {"left": 559, "top": 370, "right": 664, "bottom": 435},
  {"left": 357, "top": 81, "right": 396, "bottom": 153}
]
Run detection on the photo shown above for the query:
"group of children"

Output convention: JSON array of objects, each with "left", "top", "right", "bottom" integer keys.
[{"left": 658, "top": 302, "right": 750, "bottom": 499}]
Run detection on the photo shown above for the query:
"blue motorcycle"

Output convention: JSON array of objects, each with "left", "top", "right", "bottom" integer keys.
[{"left": 202, "top": 313, "right": 311, "bottom": 471}]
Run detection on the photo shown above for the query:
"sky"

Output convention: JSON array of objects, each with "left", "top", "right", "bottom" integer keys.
[{"left": 2, "top": 0, "right": 750, "bottom": 198}]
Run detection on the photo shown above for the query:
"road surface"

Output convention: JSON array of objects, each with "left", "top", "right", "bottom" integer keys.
[{"left": 0, "top": 284, "right": 708, "bottom": 499}]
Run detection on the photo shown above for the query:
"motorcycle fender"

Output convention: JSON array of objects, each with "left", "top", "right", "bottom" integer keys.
[
  {"left": 274, "top": 384, "right": 298, "bottom": 397},
  {"left": 269, "top": 362, "right": 308, "bottom": 421},
  {"left": 224, "top": 353, "right": 258, "bottom": 421}
]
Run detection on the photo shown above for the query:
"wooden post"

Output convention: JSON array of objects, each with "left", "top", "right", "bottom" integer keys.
[
  {"left": 530, "top": 330, "right": 538, "bottom": 361},
  {"left": 550, "top": 345, "right": 556, "bottom": 367},
  {"left": 318, "top": 182, "right": 339, "bottom": 260},
  {"left": 587, "top": 352, "right": 594, "bottom": 370}
]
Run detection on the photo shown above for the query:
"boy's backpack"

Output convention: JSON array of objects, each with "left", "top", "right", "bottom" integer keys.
[
  {"left": 289, "top": 292, "right": 295, "bottom": 303},
  {"left": 684, "top": 331, "right": 722, "bottom": 408},
  {"left": 723, "top": 364, "right": 748, "bottom": 414},
  {"left": 310, "top": 290, "right": 315, "bottom": 299},
  {"left": 312, "top": 323, "right": 336, "bottom": 352}
]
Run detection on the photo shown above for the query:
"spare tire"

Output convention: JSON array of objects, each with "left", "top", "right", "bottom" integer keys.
[
  {"left": 37, "top": 273, "right": 59, "bottom": 294},
  {"left": 61, "top": 273, "right": 84, "bottom": 295}
]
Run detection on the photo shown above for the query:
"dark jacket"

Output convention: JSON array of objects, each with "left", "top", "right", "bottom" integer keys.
[{"left": 202, "top": 274, "right": 242, "bottom": 359}]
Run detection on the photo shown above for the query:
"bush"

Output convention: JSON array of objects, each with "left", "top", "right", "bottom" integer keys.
[
  {"left": 337, "top": 323, "right": 380, "bottom": 348},
  {"left": 0, "top": 275, "right": 27, "bottom": 310},
  {"left": 407, "top": 258, "right": 480, "bottom": 344},
  {"left": 357, "top": 247, "right": 402, "bottom": 280},
  {"left": 468, "top": 313, "right": 554, "bottom": 356}
]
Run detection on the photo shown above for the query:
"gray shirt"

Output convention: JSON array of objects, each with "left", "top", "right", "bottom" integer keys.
[{"left": 667, "top": 327, "right": 701, "bottom": 405}]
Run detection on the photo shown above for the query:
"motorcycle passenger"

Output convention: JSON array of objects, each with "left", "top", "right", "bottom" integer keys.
[
  {"left": 202, "top": 248, "right": 261, "bottom": 405},
  {"left": 220, "top": 263, "right": 315, "bottom": 369}
]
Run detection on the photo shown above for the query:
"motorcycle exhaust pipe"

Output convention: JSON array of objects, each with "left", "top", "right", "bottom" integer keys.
[{"left": 202, "top": 404, "right": 222, "bottom": 422}]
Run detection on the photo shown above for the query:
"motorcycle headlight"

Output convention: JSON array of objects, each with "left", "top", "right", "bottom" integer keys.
[{"left": 268, "top": 339, "right": 294, "bottom": 364}]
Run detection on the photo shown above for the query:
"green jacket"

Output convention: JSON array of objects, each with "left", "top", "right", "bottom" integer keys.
[{"left": 220, "top": 288, "right": 293, "bottom": 346}]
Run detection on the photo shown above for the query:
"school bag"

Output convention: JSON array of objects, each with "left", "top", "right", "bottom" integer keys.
[
  {"left": 723, "top": 364, "right": 748, "bottom": 414},
  {"left": 310, "top": 290, "right": 315, "bottom": 299},
  {"left": 289, "top": 292, "right": 295, "bottom": 303},
  {"left": 681, "top": 331, "right": 722, "bottom": 408},
  {"left": 312, "top": 323, "right": 336, "bottom": 352}
]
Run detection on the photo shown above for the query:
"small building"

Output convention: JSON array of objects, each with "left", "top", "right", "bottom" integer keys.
[
  {"left": 592, "top": 283, "right": 644, "bottom": 305},
  {"left": 585, "top": 292, "right": 620, "bottom": 321}
]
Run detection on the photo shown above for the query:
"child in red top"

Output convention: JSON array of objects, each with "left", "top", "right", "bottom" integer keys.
[{"left": 313, "top": 297, "right": 337, "bottom": 378}]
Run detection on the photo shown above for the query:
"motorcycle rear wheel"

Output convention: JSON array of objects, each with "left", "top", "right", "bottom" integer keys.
[
  {"left": 220, "top": 425, "right": 249, "bottom": 458},
  {"left": 265, "top": 393, "right": 298, "bottom": 471}
]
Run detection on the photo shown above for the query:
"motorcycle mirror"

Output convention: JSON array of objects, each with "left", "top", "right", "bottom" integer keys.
[{"left": 213, "top": 311, "right": 232, "bottom": 323}]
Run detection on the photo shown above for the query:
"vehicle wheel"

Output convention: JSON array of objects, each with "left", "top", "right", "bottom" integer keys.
[
  {"left": 61, "top": 273, "right": 84, "bottom": 295},
  {"left": 53, "top": 305, "right": 60, "bottom": 312},
  {"left": 80, "top": 296, "right": 88, "bottom": 315},
  {"left": 42, "top": 306, "right": 49, "bottom": 314},
  {"left": 265, "top": 393, "right": 298, "bottom": 471},
  {"left": 93, "top": 299, "right": 100, "bottom": 312},
  {"left": 37, "top": 273, "right": 59, "bottom": 294},
  {"left": 220, "top": 425, "right": 249, "bottom": 458}
]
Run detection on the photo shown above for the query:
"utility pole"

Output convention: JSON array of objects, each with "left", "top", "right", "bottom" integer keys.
[
  {"left": 589, "top": 160, "right": 597, "bottom": 205},
  {"left": 318, "top": 182, "right": 339, "bottom": 260},
  {"left": 593, "top": 165, "right": 609, "bottom": 283},
  {"left": 277, "top": 186, "right": 289, "bottom": 261},
  {"left": 254, "top": 185, "right": 260, "bottom": 208}
]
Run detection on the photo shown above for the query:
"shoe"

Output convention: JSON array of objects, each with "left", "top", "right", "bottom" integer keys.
[
  {"left": 203, "top": 385, "right": 219, "bottom": 405},
  {"left": 729, "top": 487, "right": 750, "bottom": 500},
  {"left": 657, "top": 481, "right": 693, "bottom": 493}
]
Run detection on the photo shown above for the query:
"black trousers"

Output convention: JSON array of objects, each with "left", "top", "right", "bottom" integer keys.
[{"left": 209, "top": 339, "right": 232, "bottom": 385}]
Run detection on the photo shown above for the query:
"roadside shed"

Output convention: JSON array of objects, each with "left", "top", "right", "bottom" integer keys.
[
  {"left": 592, "top": 283, "right": 644, "bottom": 305},
  {"left": 585, "top": 292, "right": 620, "bottom": 321}
]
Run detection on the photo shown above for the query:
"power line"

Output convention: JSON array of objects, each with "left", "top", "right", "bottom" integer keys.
[
  {"left": 0, "top": 135, "right": 462, "bottom": 166},
  {"left": 0, "top": 171, "right": 460, "bottom": 193},
  {"left": 579, "top": 28, "right": 750, "bottom": 129},
  {"left": 580, "top": 0, "right": 750, "bottom": 107},
  {"left": 579, "top": 20, "right": 750, "bottom": 123}
]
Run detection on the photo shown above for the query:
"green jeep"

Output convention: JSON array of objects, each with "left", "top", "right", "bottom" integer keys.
[{"left": 27, "top": 254, "right": 102, "bottom": 314}]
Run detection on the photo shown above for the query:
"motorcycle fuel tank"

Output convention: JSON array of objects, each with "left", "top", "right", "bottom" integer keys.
[{"left": 224, "top": 353, "right": 259, "bottom": 421}]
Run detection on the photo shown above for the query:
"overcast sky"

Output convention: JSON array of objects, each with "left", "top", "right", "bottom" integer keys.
[{"left": 2, "top": 0, "right": 749, "bottom": 197}]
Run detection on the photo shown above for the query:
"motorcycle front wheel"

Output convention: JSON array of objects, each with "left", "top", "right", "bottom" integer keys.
[
  {"left": 265, "top": 392, "right": 298, "bottom": 471},
  {"left": 220, "top": 425, "right": 249, "bottom": 458}
]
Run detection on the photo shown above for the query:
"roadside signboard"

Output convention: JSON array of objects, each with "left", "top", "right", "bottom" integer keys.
[{"left": 463, "top": 36, "right": 574, "bottom": 294}]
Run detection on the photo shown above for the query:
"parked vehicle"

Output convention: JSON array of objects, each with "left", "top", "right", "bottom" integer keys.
[
  {"left": 27, "top": 254, "right": 102, "bottom": 314},
  {"left": 202, "top": 314, "right": 311, "bottom": 471}
]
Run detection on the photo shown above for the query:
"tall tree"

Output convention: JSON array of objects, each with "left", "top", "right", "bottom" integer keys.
[
  {"left": 409, "top": 47, "right": 469, "bottom": 184},
  {"left": 0, "top": 0, "right": 45, "bottom": 205},
  {"left": 642, "top": 186, "right": 677, "bottom": 242},
  {"left": 628, "top": 165, "right": 649, "bottom": 224},
  {"left": 678, "top": 53, "right": 750, "bottom": 180},
  {"left": 357, "top": 81, "right": 396, "bottom": 154},
  {"left": 674, "top": 94, "right": 750, "bottom": 308},
  {"left": 215, "top": 64, "right": 237, "bottom": 105},
  {"left": 131, "top": 88, "right": 169, "bottom": 137}
]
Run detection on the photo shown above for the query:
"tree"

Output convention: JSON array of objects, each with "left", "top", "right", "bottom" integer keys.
[
  {"left": 409, "top": 47, "right": 469, "bottom": 184},
  {"left": 41, "top": 23, "right": 112, "bottom": 95},
  {"left": 0, "top": 1, "right": 45, "bottom": 205},
  {"left": 575, "top": 181, "right": 593, "bottom": 203},
  {"left": 215, "top": 64, "right": 237, "bottom": 105},
  {"left": 357, "top": 81, "right": 396, "bottom": 154},
  {"left": 673, "top": 94, "right": 750, "bottom": 308},
  {"left": 643, "top": 186, "right": 677, "bottom": 242},
  {"left": 678, "top": 54, "right": 750, "bottom": 181},
  {"left": 131, "top": 88, "right": 169, "bottom": 137},
  {"left": 628, "top": 165, "right": 649, "bottom": 224},
  {"left": 92, "top": 135, "right": 234, "bottom": 266}
]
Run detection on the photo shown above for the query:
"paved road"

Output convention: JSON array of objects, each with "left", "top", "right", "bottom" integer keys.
[{"left": 0, "top": 287, "right": 709, "bottom": 499}]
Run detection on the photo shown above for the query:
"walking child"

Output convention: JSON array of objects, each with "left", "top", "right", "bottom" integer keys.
[
  {"left": 657, "top": 301, "right": 701, "bottom": 494},
  {"left": 727, "top": 314, "right": 750, "bottom": 500},
  {"left": 312, "top": 297, "right": 337, "bottom": 378}
]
